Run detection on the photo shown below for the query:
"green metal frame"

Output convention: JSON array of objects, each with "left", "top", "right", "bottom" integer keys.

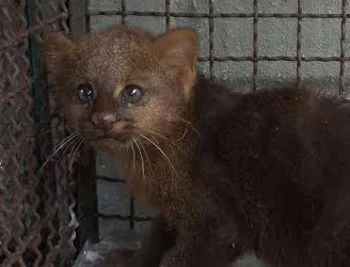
[
  {"left": 68, "top": 0, "right": 100, "bottom": 247},
  {"left": 26, "top": 0, "right": 99, "bottom": 255}
]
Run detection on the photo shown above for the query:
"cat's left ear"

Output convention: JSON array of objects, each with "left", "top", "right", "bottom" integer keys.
[
  {"left": 153, "top": 28, "right": 199, "bottom": 100},
  {"left": 41, "top": 32, "right": 75, "bottom": 74}
]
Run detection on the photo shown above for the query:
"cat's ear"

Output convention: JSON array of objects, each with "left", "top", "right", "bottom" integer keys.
[
  {"left": 153, "top": 28, "right": 199, "bottom": 100},
  {"left": 41, "top": 32, "right": 75, "bottom": 73}
]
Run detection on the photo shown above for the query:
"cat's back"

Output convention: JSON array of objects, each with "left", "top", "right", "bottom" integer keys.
[
  {"left": 197, "top": 80, "right": 350, "bottom": 211},
  {"left": 213, "top": 84, "right": 350, "bottom": 186}
]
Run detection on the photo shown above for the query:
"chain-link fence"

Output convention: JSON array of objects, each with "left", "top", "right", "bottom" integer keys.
[{"left": 0, "top": 1, "right": 96, "bottom": 266}]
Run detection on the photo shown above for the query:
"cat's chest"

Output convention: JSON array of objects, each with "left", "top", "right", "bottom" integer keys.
[
  {"left": 112, "top": 142, "right": 220, "bottom": 219},
  {"left": 119, "top": 149, "right": 187, "bottom": 204}
]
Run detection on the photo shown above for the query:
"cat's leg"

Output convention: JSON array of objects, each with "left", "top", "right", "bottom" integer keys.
[
  {"left": 296, "top": 193, "right": 350, "bottom": 267},
  {"left": 97, "top": 249, "right": 135, "bottom": 267},
  {"left": 159, "top": 226, "right": 238, "bottom": 267},
  {"left": 132, "top": 215, "right": 177, "bottom": 267},
  {"left": 299, "top": 220, "right": 350, "bottom": 266}
]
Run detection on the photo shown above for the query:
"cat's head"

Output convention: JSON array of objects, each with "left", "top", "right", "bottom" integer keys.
[{"left": 43, "top": 25, "right": 199, "bottom": 152}]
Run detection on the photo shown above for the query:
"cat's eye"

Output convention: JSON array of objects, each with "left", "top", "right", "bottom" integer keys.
[
  {"left": 77, "top": 84, "right": 94, "bottom": 103},
  {"left": 122, "top": 85, "right": 143, "bottom": 103}
]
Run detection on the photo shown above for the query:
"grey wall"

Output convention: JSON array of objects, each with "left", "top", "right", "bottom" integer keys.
[{"left": 88, "top": 0, "right": 350, "bottom": 239}]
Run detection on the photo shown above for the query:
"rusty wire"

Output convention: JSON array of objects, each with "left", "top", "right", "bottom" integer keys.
[{"left": 0, "top": 0, "right": 78, "bottom": 266}]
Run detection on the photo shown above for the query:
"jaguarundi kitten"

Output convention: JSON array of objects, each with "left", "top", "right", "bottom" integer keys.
[{"left": 43, "top": 25, "right": 350, "bottom": 267}]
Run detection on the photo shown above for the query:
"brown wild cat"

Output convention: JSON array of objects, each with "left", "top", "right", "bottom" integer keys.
[{"left": 43, "top": 25, "right": 350, "bottom": 267}]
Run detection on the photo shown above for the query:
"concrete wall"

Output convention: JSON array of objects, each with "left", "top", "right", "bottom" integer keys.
[{"left": 88, "top": 0, "right": 350, "bottom": 239}]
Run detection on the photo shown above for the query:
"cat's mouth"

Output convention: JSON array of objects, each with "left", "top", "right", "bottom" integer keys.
[{"left": 89, "top": 131, "right": 135, "bottom": 146}]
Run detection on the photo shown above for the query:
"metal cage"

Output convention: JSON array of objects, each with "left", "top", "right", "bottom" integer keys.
[{"left": 1, "top": 0, "right": 350, "bottom": 266}]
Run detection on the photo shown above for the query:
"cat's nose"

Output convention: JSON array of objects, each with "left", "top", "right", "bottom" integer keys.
[{"left": 91, "top": 112, "right": 117, "bottom": 130}]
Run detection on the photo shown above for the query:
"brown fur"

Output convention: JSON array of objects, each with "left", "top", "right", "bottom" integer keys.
[{"left": 43, "top": 25, "right": 350, "bottom": 267}]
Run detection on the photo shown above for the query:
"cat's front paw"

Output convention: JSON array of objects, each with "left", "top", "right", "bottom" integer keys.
[{"left": 97, "top": 249, "right": 136, "bottom": 267}]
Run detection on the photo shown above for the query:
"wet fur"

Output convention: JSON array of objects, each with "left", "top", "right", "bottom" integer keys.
[{"left": 44, "top": 25, "right": 350, "bottom": 267}]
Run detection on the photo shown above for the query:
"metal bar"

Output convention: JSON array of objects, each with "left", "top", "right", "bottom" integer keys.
[
  {"left": 74, "top": 147, "right": 99, "bottom": 247},
  {"left": 129, "top": 196, "right": 135, "bottom": 229},
  {"left": 87, "top": 10, "right": 350, "bottom": 19},
  {"left": 69, "top": 0, "right": 99, "bottom": 246},
  {"left": 97, "top": 175, "right": 126, "bottom": 183},
  {"left": 25, "top": 0, "right": 52, "bottom": 166},
  {"left": 196, "top": 56, "right": 350, "bottom": 62},
  {"left": 165, "top": 0, "right": 170, "bottom": 29},
  {"left": 296, "top": 0, "right": 302, "bottom": 86},
  {"left": 99, "top": 213, "right": 153, "bottom": 221},
  {"left": 69, "top": 0, "right": 88, "bottom": 37},
  {"left": 209, "top": 0, "right": 214, "bottom": 79},
  {"left": 339, "top": 0, "right": 347, "bottom": 95},
  {"left": 252, "top": 0, "right": 258, "bottom": 91},
  {"left": 121, "top": 0, "right": 126, "bottom": 24}
]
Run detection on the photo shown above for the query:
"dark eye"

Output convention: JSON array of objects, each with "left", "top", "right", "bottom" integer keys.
[
  {"left": 122, "top": 85, "right": 143, "bottom": 103},
  {"left": 77, "top": 84, "right": 93, "bottom": 102}
]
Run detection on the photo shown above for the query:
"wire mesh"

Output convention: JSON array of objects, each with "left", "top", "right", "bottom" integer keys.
[
  {"left": 0, "top": 1, "right": 79, "bottom": 266},
  {"left": 88, "top": 0, "right": 349, "bottom": 91}
]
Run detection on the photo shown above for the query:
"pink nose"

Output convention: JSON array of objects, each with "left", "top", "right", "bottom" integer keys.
[{"left": 91, "top": 112, "right": 117, "bottom": 130}]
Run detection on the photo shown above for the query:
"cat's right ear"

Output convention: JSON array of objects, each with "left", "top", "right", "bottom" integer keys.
[
  {"left": 153, "top": 28, "right": 199, "bottom": 101},
  {"left": 41, "top": 32, "right": 75, "bottom": 73}
]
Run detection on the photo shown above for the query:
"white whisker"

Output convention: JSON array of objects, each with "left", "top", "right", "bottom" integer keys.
[
  {"left": 38, "top": 132, "right": 80, "bottom": 173},
  {"left": 142, "top": 129, "right": 186, "bottom": 154},
  {"left": 140, "top": 134, "right": 178, "bottom": 177},
  {"left": 59, "top": 135, "right": 80, "bottom": 162},
  {"left": 134, "top": 139, "right": 146, "bottom": 182},
  {"left": 176, "top": 125, "right": 188, "bottom": 142},
  {"left": 130, "top": 139, "right": 136, "bottom": 170},
  {"left": 139, "top": 140, "right": 152, "bottom": 171},
  {"left": 69, "top": 139, "right": 84, "bottom": 174}
]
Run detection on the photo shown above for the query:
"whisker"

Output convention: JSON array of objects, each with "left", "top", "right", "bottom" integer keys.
[
  {"left": 69, "top": 139, "right": 84, "bottom": 174},
  {"left": 176, "top": 126, "right": 188, "bottom": 142},
  {"left": 130, "top": 139, "right": 136, "bottom": 171},
  {"left": 139, "top": 140, "right": 152, "bottom": 171},
  {"left": 140, "top": 134, "right": 178, "bottom": 177},
  {"left": 142, "top": 129, "right": 186, "bottom": 154},
  {"left": 37, "top": 132, "right": 80, "bottom": 173},
  {"left": 66, "top": 138, "right": 81, "bottom": 172},
  {"left": 179, "top": 118, "right": 192, "bottom": 125},
  {"left": 134, "top": 139, "right": 146, "bottom": 182},
  {"left": 59, "top": 135, "right": 80, "bottom": 163},
  {"left": 178, "top": 118, "right": 199, "bottom": 135},
  {"left": 37, "top": 125, "right": 67, "bottom": 138}
]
